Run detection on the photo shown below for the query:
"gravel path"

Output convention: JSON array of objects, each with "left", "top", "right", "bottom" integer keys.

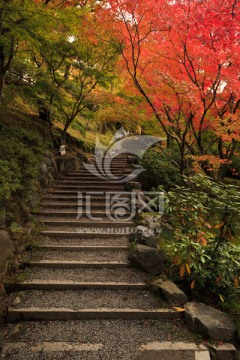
[
  {"left": 38, "top": 211, "right": 130, "bottom": 216},
  {"left": 37, "top": 237, "right": 129, "bottom": 247},
  {"left": 32, "top": 249, "right": 127, "bottom": 261},
  {"left": 8, "top": 289, "right": 168, "bottom": 310},
  {"left": 2, "top": 320, "right": 197, "bottom": 360},
  {"left": 14, "top": 267, "right": 147, "bottom": 283},
  {"left": 39, "top": 218, "right": 133, "bottom": 224}
]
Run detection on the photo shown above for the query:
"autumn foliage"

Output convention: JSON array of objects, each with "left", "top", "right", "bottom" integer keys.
[
  {"left": 0, "top": 0, "right": 239, "bottom": 178},
  {"left": 103, "top": 0, "right": 240, "bottom": 179}
]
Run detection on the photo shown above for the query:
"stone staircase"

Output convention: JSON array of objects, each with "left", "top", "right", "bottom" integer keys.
[{"left": 2, "top": 156, "right": 211, "bottom": 359}]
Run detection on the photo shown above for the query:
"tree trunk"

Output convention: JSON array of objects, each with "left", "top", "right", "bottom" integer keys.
[
  {"left": 60, "top": 116, "right": 78, "bottom": 145},
  {"left": 101, "top": 122, "right": 108, "bottom": 135},
  {"left": 49, "top": 121, "right": 59, "bottom": 148},
  {"left": 179, "top": 148, "right": 185, "bottom": 176},
  {"left": 60, "top": 121, "right": 71, "bottom": 145},
  {"left": 167, "top": 134, "right": 171, "bottom": 148},
  {"left": 38, "top": 100, "right": 59, "bottom": 148},
  {"left": 60, "top": 129, "right": 67, "bottom": 145},
  {"left": 217, "top": 163, "right": 228, "bottom": 182},
  {"left": 0, "top": 73, "right": 4, "bottom": 102}
]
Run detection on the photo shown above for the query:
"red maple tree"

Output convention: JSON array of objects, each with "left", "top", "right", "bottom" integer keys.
[{"left": 103, "top": 0, "right": 240, "bottom": 179}]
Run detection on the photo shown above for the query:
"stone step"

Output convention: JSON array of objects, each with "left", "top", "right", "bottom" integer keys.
[
  {"left": 8, "top": 289, "right": 168, "bottom": 310},
  {"left": 6, "top": 267, "right": 146, "bottom": 287},
  {"left": 64, "top": 173, "right": 124, "bottom": 179},
  {"left": 1, "top": 319, "right": 209, "bottom": 360},
  {"left": 7, "top": 308, "right": 180, "bottom": 322},
  {"left": 41, "top": 231, "right": 131, "bottom": 238},
  {"left": 67, "top": 165, "right": 126, "bottom": 170},
  {"left": 75, "top": 165, "right": 131, "bottom": 169},
  {"left": 72, "top": 170, "right": 123, "bottom": 175},
  {"left": 79, "top": 166, "right": 126, "bottom": 170},
  {"left": 27, "top": 248, "right": 128, "bottom": 262},
  {"left": 0, "top": 340, "right": 210, "bottom": 360},
  {"left": 63, "top": 171, "right": 127, "bottom": 176},
  {"left": 35, "top": 211, "right": 132, "bottom": 219},
  {"left": 65, "top": 167, "right": 126, "bottom": 173},
  {"left": 38, "top": 244, "right": 129, "bottom": 251},
  {"left": 54, "top": 181, "right": 124, "bottom": 186},
  {"left": 86, "top": 162, "right": 127, "bottom": 165},
  {"left": 64, "top": 175, "right": 125, "bottom": 180},
  {"left": 2, "top": 341, "right": 104, "bottom": 356},
  {"left": 90, "top": 159, "right": 127, "bottom": 162},
  {"left": 40, "top": 202, "right": 130, "bottom": 209},
  {"left": 38, "top": 237, "right": 129, "bottom": 246},
  {"left": 26, "top": 260, "right": 129, "bottom": 269},
  {"left": 60, "top": 179, "right": 125, "bottom": 183},
  {"left": 44, "top": 193, "right": 132, "bottom": 201},
  {"left": 40, "top": 220, "right": 133, "bottom": 227},
  {"left": 7, "top": 281, "right": 147, "bottom": 292},
  {"left": 54, "top": 173, "right": 125, "bottom": 179},
  {"left": 77, "top": 162, "right": 127, "bottom": 166},
  {"left": 74, "top": 164, "right": 127, "bottom": 169},
  {"left": 81, "top": 160, "right": 127, "bottom": 164},
  {"left": 42, "top": 226, "right": 133, "bottom": 232},
  {"left": 53, "top": 185, "right": 124, "bottom": 190},
  {"left": 100, "top": 159, "right": 127, "bottom": 161},
  {"left": 66, "top": 175, "right": 124, "bottom": 179},
  {"left": 88, "top": 162, "right": 127, "bottom": 165},
  {"left": 72, "top": 172, "right": 125, "bottom": 176},
  {"left": 34, "top": 210, "right": 131, "bottom": 215},
  {"left": 99, "top": 160, "right": 127, "bottom": 163},
  {"left": 46, "top": 190, "right": 130, "bottom": 195},
  {"left": 54, "top": 179, "right": 124, "bottom": 184}
]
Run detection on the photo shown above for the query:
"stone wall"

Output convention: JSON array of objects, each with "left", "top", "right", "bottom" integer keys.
[
  {"left": 0, "top": 230, "right": 14, "bottom": 287},
  {"left": 39, "top": 151, "right": 88, "bottom": 186},
  {"left": 39, "top": 151, "right": 59, "bottom": 188}
]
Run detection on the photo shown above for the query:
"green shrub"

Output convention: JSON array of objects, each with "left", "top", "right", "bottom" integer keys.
[
  {"left": 0, "top": 125, "right": 47, "bottom": 202},
  {"left": 162, "top": 174, "right": 240, "bottom": 308},
  {"left": 138, "top": 147, "right": 183, "bottom": 190},
  {"left": 0, "top": 159, "right": 21, "bottom": 201}
]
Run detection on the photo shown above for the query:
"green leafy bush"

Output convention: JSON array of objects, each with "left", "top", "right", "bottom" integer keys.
[
  {"left": 0, "top": 125, "right": 47, "bottom": 203},
  {"left": 0, "top": 159, "right": 21, "bottom": 200},
  {"left": 139, "top": 147, "right": 183, "bottom": 190},
  {"left": 162, "top": 174, "right": 240, "bottom": 307}
]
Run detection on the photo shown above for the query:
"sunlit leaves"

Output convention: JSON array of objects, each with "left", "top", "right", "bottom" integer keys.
[{"left": 103, "top": 0, "right": 240, "bottom": 179}]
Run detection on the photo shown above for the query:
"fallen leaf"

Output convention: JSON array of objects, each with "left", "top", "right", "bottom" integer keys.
[
  {"left": 190, "top": 280, "right": 195, "bottom": 289},
  {"left": 180, "top": 263, "right": 186, "bottom": 277},
  {"left": 186, "top": 263, "right": 191, "bottom": 275},
  {"left": 173, "top": 307, "right": 186, "bottom": 312}
]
